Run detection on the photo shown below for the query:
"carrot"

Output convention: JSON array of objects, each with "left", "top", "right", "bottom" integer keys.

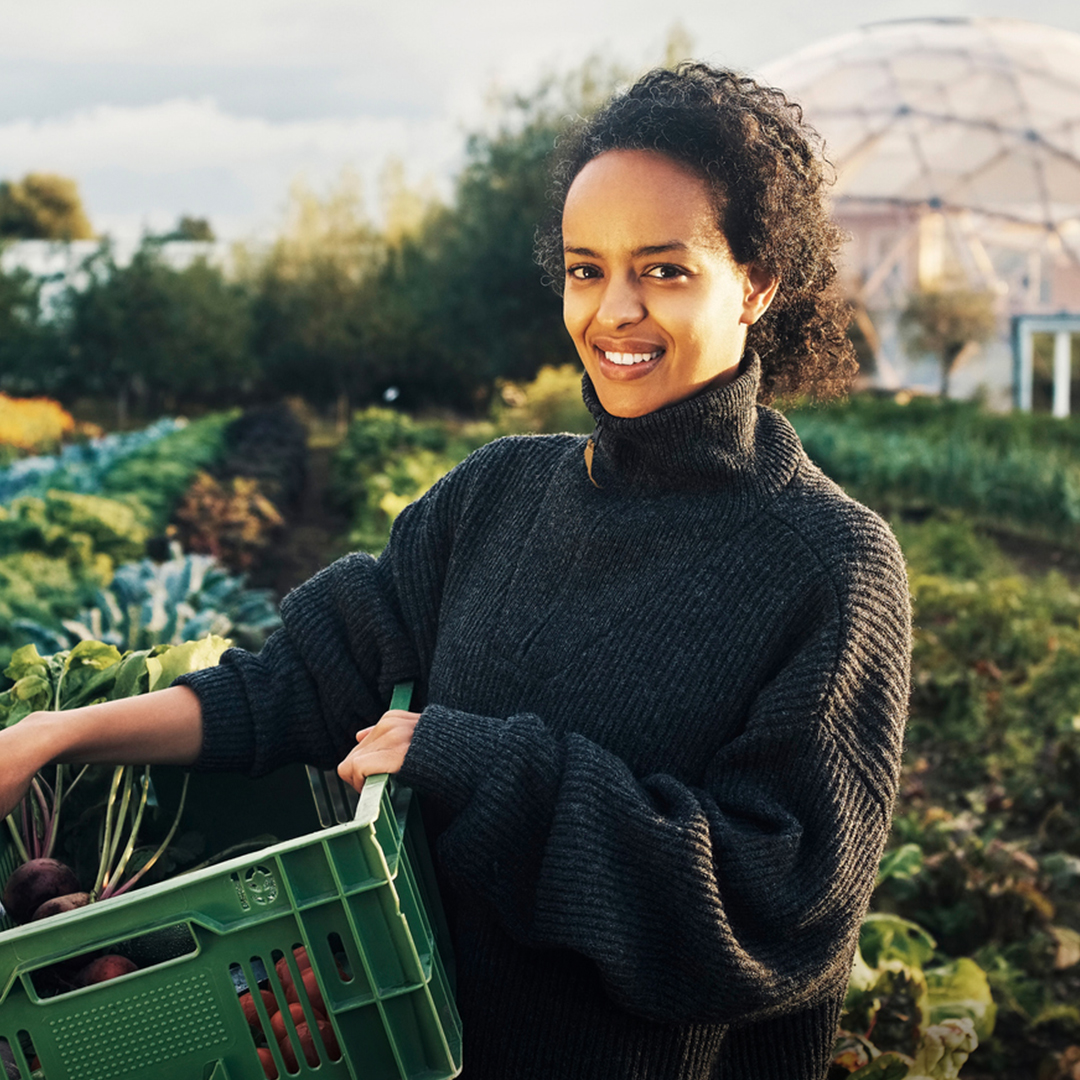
[{"left": 77, "top": 954, "right": 138, "bottom": 986}]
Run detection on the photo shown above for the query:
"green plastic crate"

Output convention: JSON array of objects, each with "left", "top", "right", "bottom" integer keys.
[{"left": 0, "top": 696, "right": 462, "bottom": 1080}]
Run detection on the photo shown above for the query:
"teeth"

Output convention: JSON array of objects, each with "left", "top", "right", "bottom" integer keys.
[{"left": 603, "top": 350, "right": 661, "bottom": 366}]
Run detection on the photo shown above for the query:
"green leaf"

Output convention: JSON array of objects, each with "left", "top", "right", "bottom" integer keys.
[
  {"left": 861, "top": 913, "right": 937, "bottom": 970},
  {"left": 1, "top": 694, "right": 38, "bottom": 728},
  {"left": 111, "top": 650, "right": 153, "bottom": 700},
  {"left": 850, "top": 1052, "right": 912, "bottom": 1080},
  {"left": 847, "top": 945, "right": 879, "bottom": 996},
  {"left": 0, "top": 674, "right": 53, "bottom": 727},
  {"left": 13, "top": 674, "right": 51, "bottom": 703},
  {"left": 925, "top": 958, "right": 996, "bottom": 1042},
  {"left": 877, "top": 843, "right": 924, "bottom": 887},
  {"left": 65, "top": 639, "right": 124, "bottom": 672},
  {"left": 145, "top": 634, "right": 231, "bottom": 692},
  {"left": 908, "top": 1018, "right": 978, "bottom": 1079},
  {"left": 58, "top": 664, "right": 122, "bottom": 711},
  {"left": 4, "top": 643, "right": 49, "bottom": 682}
]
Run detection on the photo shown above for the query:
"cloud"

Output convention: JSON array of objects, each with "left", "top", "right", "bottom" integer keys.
[{"left": 0, "top": 97, "right": 464, "bottom": 238}]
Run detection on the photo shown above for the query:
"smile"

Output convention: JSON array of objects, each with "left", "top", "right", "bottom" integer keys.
[{"left": 602, "top": 349, "right": 664, "bottom": 366}]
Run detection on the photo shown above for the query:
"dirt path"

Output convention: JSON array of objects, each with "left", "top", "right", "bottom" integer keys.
[
  {"left": 984, "top": 527, "right": 1080, "bottom": 584},
  {"left": 251, "top": 443, "right": 351, "bottom": 598}
]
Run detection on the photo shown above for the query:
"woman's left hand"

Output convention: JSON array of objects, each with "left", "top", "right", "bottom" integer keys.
[{"left": 337, "top": 709, "right": 421, "bottom": 793}]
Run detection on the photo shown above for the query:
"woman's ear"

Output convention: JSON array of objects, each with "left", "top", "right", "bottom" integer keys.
[{"left": 740, "top": 266, "right": 780, "bottom": 326}]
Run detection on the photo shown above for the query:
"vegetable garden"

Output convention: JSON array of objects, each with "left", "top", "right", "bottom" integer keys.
[{"left": 1, "top": 375, "right": 1079, "bottom": 1079}]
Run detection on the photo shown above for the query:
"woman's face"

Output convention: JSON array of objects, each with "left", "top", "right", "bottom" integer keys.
[{"left": 561, "top": 149, "right": 778, "bottom": 418}]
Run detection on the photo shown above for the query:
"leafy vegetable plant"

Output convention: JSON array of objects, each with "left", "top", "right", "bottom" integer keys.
[{"left": 0, "top": 635, "right": 229, "bottom": 923}]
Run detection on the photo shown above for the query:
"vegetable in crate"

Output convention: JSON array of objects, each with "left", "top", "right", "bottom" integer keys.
[{"left": 0, "top": 634, "right": 230, "bottom": 927}]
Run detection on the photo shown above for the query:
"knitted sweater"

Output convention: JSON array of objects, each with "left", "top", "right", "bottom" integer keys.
[{"left": 179, "top": 356, "right": 911, "bottom": 1080}]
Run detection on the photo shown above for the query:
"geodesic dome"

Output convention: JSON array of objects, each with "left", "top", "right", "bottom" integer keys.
[
  {"left": 760, "top": 19, "right": 1080, "bottom": 401},
  {"left": 762, "top": 18, "right": 1080, "bottom": 239}
]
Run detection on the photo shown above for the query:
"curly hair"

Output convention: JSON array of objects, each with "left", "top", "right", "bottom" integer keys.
[{"left": 534, "top": 62, "right": 856, "bottom": 403}]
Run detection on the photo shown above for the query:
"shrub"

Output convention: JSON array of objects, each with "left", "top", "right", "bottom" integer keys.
[
  {"left": 330, "top": 407, "right": 491, "bottom": 553},
  {"left": 97, "top": 411, "right": 234, "bottom": 530},
  {"left": 0, "top": 394, "right": 75, "bottom": 455},
  {"left": 168, "top": 472, "right": 284, "bottom": 573},
  {"left": 494, "top": 364, "right": 593, "bottom": 434}
]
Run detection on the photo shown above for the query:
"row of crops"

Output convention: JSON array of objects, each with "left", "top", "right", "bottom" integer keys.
[
  {"left": 320, "top": 375, "right": 1080, "bottom": 1080},
  {"left": 0, "top": 395, "right": 306, "bottom": 671}
]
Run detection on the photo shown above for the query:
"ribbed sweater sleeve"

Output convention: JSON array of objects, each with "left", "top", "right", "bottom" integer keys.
[{"left": 398, "top": 488, "right": 910, "bottom": 1026}]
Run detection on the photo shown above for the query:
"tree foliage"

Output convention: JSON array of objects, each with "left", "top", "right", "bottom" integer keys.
[
  {"left": 900, "top": 287, "right": 997, "bottom": 396},
  {"left": 0, "top": 265, "right": 65, "bottom": 395},
  {"left": 152, "top": 215, "right": 216, "bottom": 242},
  {"left": 247, "top": 173, "right": 384, "bottom": 414},
  {"left": 1, "top": 58, "right": 629, "bottom": 416},
  {"left": 359, "top": 59, "right": 625, "bottom": 413},
  {"left": 0, "top": 173, "right": 94, "bottom": 240},
  {"left": 63, "top": 243, "right": 256, "bottom": 418}
]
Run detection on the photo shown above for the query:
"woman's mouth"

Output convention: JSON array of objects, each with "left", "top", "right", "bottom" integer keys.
[
  {"left": 602, "top": 349, "right": 663, "bottom": 366},
  {"left": 594, "top": 345, "right": 665, "bottom": 378}
]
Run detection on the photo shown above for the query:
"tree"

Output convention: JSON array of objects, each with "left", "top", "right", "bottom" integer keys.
[
  {"left": 0, "top": 264, "right": 65, "bottom": 394},
  {"left": 900, "top": 286, "right": 998, "bottom": 396},
  {"left": 246, "top": 172, "right": 386, "bottom": 421},
  {"left": 63, "top": 242, "right": 256, "bottom": 422},
  {"left": 152, "top": 216, "right": 216, "bottom": 242},
  {"left": 0, "top": 173, "right": 94, "bottom": 240},
  {"left": 363, "top": 59, "right": 626, "bottom": 413}
]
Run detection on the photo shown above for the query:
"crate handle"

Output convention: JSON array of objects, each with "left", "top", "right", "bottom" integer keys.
[{"left": 305, "top": 682, "right": 414, "bottom": 827}]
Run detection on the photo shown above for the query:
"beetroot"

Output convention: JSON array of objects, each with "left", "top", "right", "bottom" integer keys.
[
  {"left": 77, "top": 954, "right": 139, "bottom": 987},
  {"left": 2, "top": 858, "right": 81, "bottom": 924},
  {"left": 32, "top": 892, "right": 91, "bottom": 921}
]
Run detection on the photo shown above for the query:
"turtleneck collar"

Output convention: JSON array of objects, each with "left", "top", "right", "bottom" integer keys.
[{"left": 579, "top": 353, "right": 803, "bottom": 498}]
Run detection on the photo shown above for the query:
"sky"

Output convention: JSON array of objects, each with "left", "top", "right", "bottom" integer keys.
[{"left": 2, "top": 0, "right": 1079, "bottom": 240}]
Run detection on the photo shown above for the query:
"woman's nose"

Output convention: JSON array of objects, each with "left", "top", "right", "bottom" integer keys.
[{"left": 596, "top": 274, "right": 645, "bottom": 328}]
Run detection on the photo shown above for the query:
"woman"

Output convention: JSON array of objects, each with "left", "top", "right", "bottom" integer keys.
[{"left": 0, "top": 64, "right": 910, "bottom": 1079}]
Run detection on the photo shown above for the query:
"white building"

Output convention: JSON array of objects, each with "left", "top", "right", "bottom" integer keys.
[{"left": 763, "top": 18, "right": 1080, "bottom": 410}]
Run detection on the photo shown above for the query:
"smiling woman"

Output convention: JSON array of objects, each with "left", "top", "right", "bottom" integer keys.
[
  {"left": 0, "top": 62, "right": 910, "bottom": 1080},
  {"left": 561, "top": 149, "right": 778, "bottom": 417},
  {"left": 537, "top": 64, "right": 856, "bottom": 407}
]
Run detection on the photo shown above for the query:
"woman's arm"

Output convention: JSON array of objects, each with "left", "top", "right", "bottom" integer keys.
[{"left": 0, "top": 685, "right": 203, "bottom": 818}]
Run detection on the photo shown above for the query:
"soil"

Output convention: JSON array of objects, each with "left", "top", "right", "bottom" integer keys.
[
  {"left": 249, "top": 443, "right": 351, "bottom": 599},
  {"left": 982, "top": 527, "right": 1080, "bottom": 585}
]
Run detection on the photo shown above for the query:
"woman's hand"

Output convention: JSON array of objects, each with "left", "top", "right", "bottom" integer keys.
[{"left": 337, "top": 709, "right": 420, "bottom": 794}]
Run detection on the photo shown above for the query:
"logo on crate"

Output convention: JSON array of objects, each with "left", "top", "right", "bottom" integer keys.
[
  {"left": 230, "top": 865, "right": 280, "bottom": 910},
  {"left": 244, "top": 866, "right": 279, "bottom": 905}
]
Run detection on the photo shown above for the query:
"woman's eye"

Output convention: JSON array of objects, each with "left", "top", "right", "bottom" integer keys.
[
  {"left": 566, "top": 264, "right": 601, "bottom": 281},
  {"left": 645, "top": 264, "right": 688, "bottom": 280}
]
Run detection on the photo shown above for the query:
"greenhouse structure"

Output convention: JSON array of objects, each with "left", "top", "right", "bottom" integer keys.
[{"left": 762, "top": 17, "right": 1080, "bottom": 410}]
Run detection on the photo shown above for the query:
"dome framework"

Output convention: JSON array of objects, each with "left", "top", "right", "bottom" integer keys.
[{"left": 761, "top": 18, "right": 1080, "bottom": 404}]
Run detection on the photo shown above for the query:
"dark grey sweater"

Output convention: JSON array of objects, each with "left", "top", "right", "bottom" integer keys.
[{"left": 180, "top": 356, "right": 911, "bottom": 1079}]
